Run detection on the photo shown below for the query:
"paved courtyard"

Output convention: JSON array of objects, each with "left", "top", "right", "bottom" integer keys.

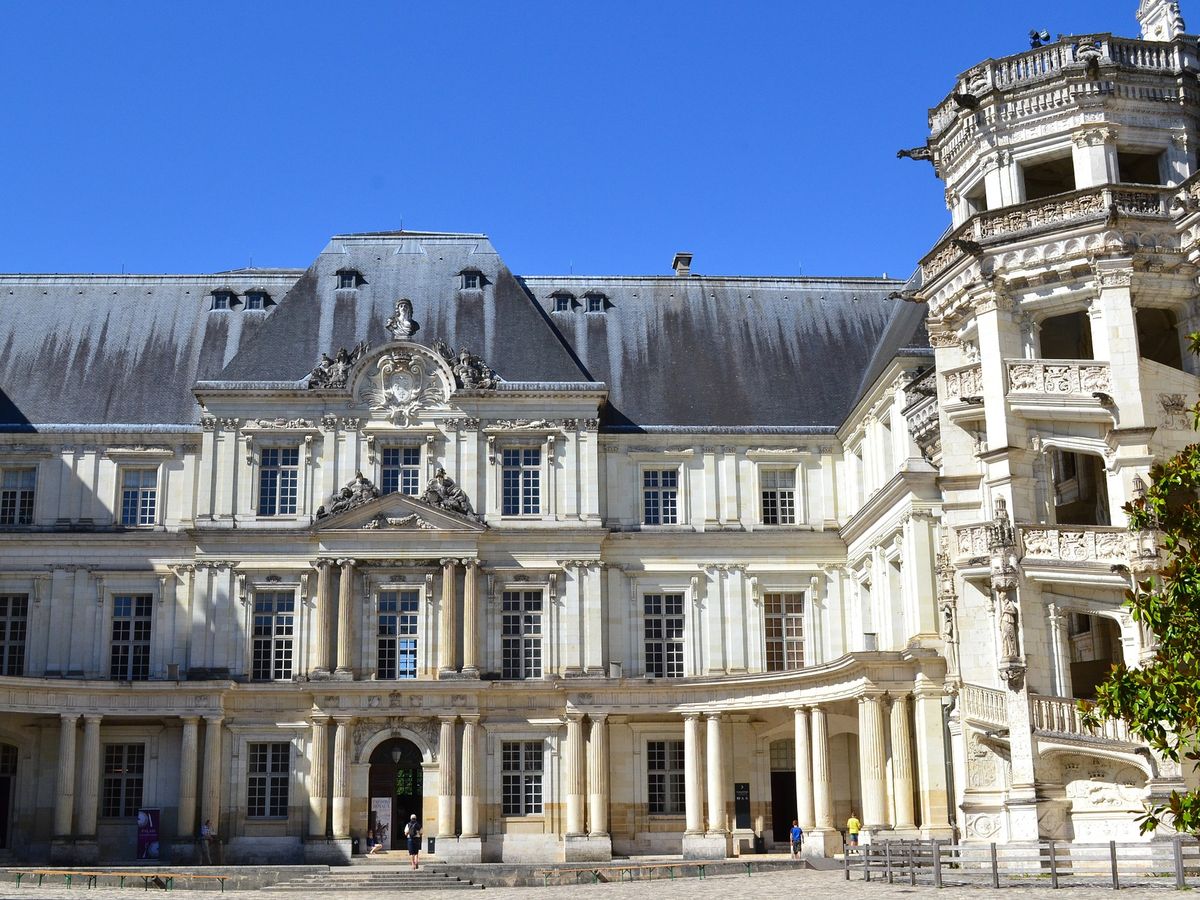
[{"left": 0, "top": 867, "right": 1191, "bottom": 900}]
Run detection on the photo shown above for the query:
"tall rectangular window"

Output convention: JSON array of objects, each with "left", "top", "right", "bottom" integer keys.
[
  {"left": 101, "top": 744, "right": 145, "bottom": 817},
  {"left": 258, "top": 448, "right": 299, "bottom": 516},
  {"left": 0, "top": 468, "right": 35, "bottom": 526},
  {"left": 501, "top": 741, "right": 543, "bottom": 816},
  {"left": 380, "top": 447, "right": 421, "bottom": 496},
  {"left": 642, "top": 469, "right": 679, "bottom": 525},
  {"left": 252, "top": 591, "right": 295, "bottom": 681},
  {"left": 761, "top": 469, "right": 796, "bottom": 525},
  {"left": 765, "top": 592, "right": 805, "bottom": 672},
  {"left": 378, "top": 590, "right": 419, "bottom": 679},
  {"left": 247, "top": 742, "right": 290, "bottom": 818},
  {"left": 647, "top": 740, "right": 686, "bottom": 815},
  {"left": 501, "top": 448, "right": 540, "bottom": 516},
  {"left": 644, "top": 593, "right": 684, "bottom": 678},
  {"left": 110, "top": 594, "right": 152, "bottom": 681},
  {"left": 502, "top": 590, "right": 542, "bottom": 679},
  {"left": 0, "top": 594, "right": 28, "bottom": 677},
  {"left": 120, "top": 469, "right": 158, "bottom": 526}
]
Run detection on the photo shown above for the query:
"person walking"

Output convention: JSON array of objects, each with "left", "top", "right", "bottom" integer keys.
[
  {"left": 404, "top": 814, "right": 422, "bottom": 869},
  {"left": 199, "top": 818, "right": 216, "bottom": 865},
  {"left": 846, "top": 811, "right": 861, "bottom": 847},
  {"left": 789, "top": 820, "right": 804, "bottom": 859}
]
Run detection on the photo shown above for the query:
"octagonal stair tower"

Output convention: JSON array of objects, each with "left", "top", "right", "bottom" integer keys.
[{"left": 912, "top": 0, "right": 1200, "bottom": 845}]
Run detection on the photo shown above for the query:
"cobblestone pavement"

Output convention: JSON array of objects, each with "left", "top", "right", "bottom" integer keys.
[{"left": 0, "top": 867, "right": 1192, "bottom": 900}]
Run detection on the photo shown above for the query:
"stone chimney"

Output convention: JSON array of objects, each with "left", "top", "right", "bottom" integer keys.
[{"left": 671, "top": 252, "right": 693, "bottom": 277}]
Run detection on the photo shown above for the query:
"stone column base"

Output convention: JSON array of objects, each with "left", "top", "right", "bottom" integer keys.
[
  {"left": 860, "top": 825, "right": 892, "bottom": 845},
  {"left": 919, "top": 824, "right": 955, "bottom": 843},
  {"left": 802, "top": 829, "right": 840, "bottom": 858},
  {"left": 563, "top": 833, "right": 612, "bottom": 862},
  {"left": 436, "top": 836, "right": 483, "bottom": 863},
  {"left": 304, "top": 837, "right": 353, "bottom": 865},
  {"left": 682, "top": 832, "right": 731, "bottom": 859}
]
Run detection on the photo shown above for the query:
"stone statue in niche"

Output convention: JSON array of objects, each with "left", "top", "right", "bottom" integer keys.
[
  {"left": 999, "top": 593, "right": 1021, "bottom": 660},
  {"left": 316, "top": 471, "right": 381, "bottom": 519},
  {"left": 386, "top": 298, "right": 418, "bottom": 339},
  {"left": 307, "top": 341, "right": 370, "bottom": 389},
  {"left": 432, "top": 340, "right": 500, "bottom": 390},
  {"left": 422, "top": 467, "right": 481, "bottom": 521}
]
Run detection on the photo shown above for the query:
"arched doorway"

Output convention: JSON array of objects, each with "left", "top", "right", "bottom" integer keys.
[
  {"left": 368, "top": 739, "right": 423, "bottom": 851},
  {"left": 0, "top": 743, "right": 16, "bottom": 849}
]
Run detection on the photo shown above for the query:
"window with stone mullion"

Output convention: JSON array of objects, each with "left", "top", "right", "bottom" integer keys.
[
  {"left": 252, "top": 591, "right": 295, "bottom": 681},
  {"left": 247, "top": 742, "right": 290, "bottom": 817},
  {"left": 258, "top": 448, "right": 299, "bottom": 516},
  {"left": 0, "top": 594, "right": 28, "bottom": 676},
  {"left": 761, "top": 468, "right": 796, "bottom": 525},
  {"left": 647, "top": 740, "right": 686, "bottom": 815},
  {"left": 501, "top": 740, "right": 543, "bottom": 816},
  {"left": 501, "top": 590, "right": 542, "bottom": 679},
  {"left": 101, "top": 744, "right": 145, "bottom": 818},
  {"left": 110, "top": 594, "right": 152, "bottom": 681},
  {"left": 501, "top": 448, "right": 540, "bottom": 516},
  {"left": 765, "top": 592, "right": 805, "bottom": 671},
  {"left": 642, "top": 469, "right": 679, "bottom": 525},
  {"left": 0, "top": 468, "right": 35, "bottom": 526},
  {"left": 644, "top": 593, "right": 684, "bottom": 678},
  {"left": 377, "top": 590, "right": 418, "bottom": 679},
  {"left": 380, "top": 447, "right": 421, "bottom": 496},
  {"left": 120, "top": 469, "right": 157, "bottom": 526}
]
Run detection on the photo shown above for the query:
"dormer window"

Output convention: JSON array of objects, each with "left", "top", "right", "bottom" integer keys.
[
  {"left": 211, "top": 290, "right": 236, "bottom": 310},
  {"left": 459, "top": 269, "right": 484, "bottom": 291},
  {"left": 550, "top": 292, "right": 574, "bottom": 312},
  {"left": 585, "top": 293, "right": 606, "bottom": 313},
  {"left": 336, "top": 270, "right": 362, "bottom": 290},
  {"left": 244, "top": 290, "right": 270, "bottom": 310}
]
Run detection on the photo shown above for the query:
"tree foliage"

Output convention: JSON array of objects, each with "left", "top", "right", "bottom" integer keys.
[{"left": 1086, "top": 422, "right": 1200, "bottom": 833}]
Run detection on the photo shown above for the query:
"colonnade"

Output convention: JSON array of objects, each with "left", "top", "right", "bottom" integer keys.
[{"left": 311, "top": 558, "right": 480, "bottom": 679}]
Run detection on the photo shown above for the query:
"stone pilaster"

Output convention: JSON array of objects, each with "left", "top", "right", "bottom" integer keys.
[
  {"left": 308, "top": 716, "right": 329, "bottom": 838},
  {"left": 311, "top": 559, "right": 335, "bottom": 677},
  {"left": 461, "top": 717, "right": 480, "bottom": 838},
  {"left": 438, "top": 716, "right": 457, "bottom": 839},
  {"left": 334, "top": 559, "right": 356, "bottom": 678},
  {"left": 331, "top": 717, "right": 353, "bottom": 838},
  {"left": 461, "top": 560, "right": 480, "bottom": 676},
  {"left": 889, "top": 694, "right": 917, "bottom": 831},
  {"left": 439, "top": 559, "right": 458, "bottom": 675}
]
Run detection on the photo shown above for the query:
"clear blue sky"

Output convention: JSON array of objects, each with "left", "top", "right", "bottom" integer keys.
[{"left": 0, "top": 0, "right": 1140, "bottom": 278}]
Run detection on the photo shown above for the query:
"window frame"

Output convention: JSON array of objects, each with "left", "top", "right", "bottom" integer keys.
[
  {"left": 647, "top": 739, "right": 686, "bottom": 816},
  {"left": 0, "top": 466, "right": 36, "bottom": 527},
  {"left": 500, "top": 447, "right": 542, "bottom": 517},
  {"left": 0, "top": 593, "right": 29, "bottom": 677},
  {"left": 244, "top": 290, "right": 269, "bottom": 311},
  {"left": 119, "top": 467, "right": 159, "bottom": 527},
  {"left": 379, "top": 445, "right": 422, "bottom": 497},
  {"left": 759, "top": 466, "right": 798, "bottom": 526},
  {"left": 551, "top": 293, "right": 574, "bottom": 312},
  {"left": 246, "top": 741, "right": 291, "bottom": 819},
  {"left": 764, "top": 591, "right": 806, "bottom": 672},
  {"left": 257, "top": 446, "right": 301, "bottom": 517},
  {"left": 251, "top": 590, "right": 297, "bottom": 682},
  {"left": 101, "top": 743, "right": 146, "bottom": 819},
  {"left": 336, "top": 270, "right": 361, "bottom": 290},
  {"left": 500, "top": 740, "right": 544, "bottom": 817},
  {"left": 376, "top": 589, "right": 420, "bottom": 680},
  {"left": 501, "top": 590, "right": 543, "bottom": 679},
  {"left": 210, "top": 290, "right": 236, "bottom": 311},
  {"left": 643, "top": 592, "right": 685, "bottom": 678},
  {"left": 584, "top": 292, "right": 606, "bottom": 313},
  {"left": 461, "top": 271, "right": 482, "bottom": 290},
  {"left": 641, "top": 467, "right": 681, "bottom": 526},
  {"left": 110, "top": 594, "right": 153, "bottom": 681}
]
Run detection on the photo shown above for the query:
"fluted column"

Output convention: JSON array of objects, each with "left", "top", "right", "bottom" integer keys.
[
  {"left": 564, "top": 713, "right": 586, "bottom": 836},
  {"left": 587, "top": 715, "right": 609, "bottom": 837},
  {"left": 858, "top": 694, "right": 889, "bottom": 831},
  {"left": 438, "top": 559, "right": 458, "bottom": 675},
  {"left": 331, "top": 717, "right": 353, "bottom": 838},
  {"left": 311, "top": 559, "right": 335, "bottom": 676},
  {"left": 438, "top": 716, "right": 457, "bottom": 837},
  {"left": 793, "top": 707, "right": 814, "bottom": 831},
  {"left": 76, "top": 715, "right": 103, "bottom": 837},
  {"left": 811, "top": 706, "right": 834, "bottom": 830},
  {"left": 683, "top": 714, "right": 704, "bottom": 834},
  {"left": 461, "top": 560, "right": 480, "bottom": 676},
  {"left": 53, "top": 714, "right": 79, "bottom": 837},
  {"left": 705, "top": 713, "right": 726, "bottom": 834},
  {"left": 334, "top": 559, "right": 357, "bottom": 677},
  {"left": 308, "top": 716, "right": 330, "bottom": 838},
  {"left": 461, "top": 716, "right": 480, "bottom": 838},
  {"left": 177, "top": 717, "right": 200, "bottom": 840},
  {"left": 889, "top": 694, "right": 916, "bottom": 829},
  {"left": 201, "top": 715, "right": 224, "bottom": 828}
]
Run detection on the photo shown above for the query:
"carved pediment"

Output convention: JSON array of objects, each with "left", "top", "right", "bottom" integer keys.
[{"left": 312, "top": 489, "right": 487, "bottom": 533}]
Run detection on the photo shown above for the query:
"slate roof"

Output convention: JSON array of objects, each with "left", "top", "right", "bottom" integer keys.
[{"left": 0, "top": 231, "right": 929, "bottom": 430}]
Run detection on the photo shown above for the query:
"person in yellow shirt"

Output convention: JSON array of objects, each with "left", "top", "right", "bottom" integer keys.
[{"left": 846, "top": 811, "right": 862, "bottom": 847}]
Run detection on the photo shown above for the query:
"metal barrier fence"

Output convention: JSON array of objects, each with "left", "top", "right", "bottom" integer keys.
[{"left": 843, "top": 838, "right": 1200, "bottom": 890}]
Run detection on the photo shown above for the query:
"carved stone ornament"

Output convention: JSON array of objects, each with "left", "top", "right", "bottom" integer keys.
[
  {"left": 316, "top": 471, "right": 380, "bottom": 520},
  {"left": 363, "top": 513, "right": 437, "bottom": 531},
  {"left": 385, "top": 298, "right": 418, "bottom": 339},
  {"left": 308, "top": 341, "right": 371, "bottom": 389},
  {"left": 432, "top": 340, "right": 500, "bottom": 390},
  {"left": 356, "top": 348, "right": 450, "bottom": 426},
  {"left": 421, "top": 468, "right": 482, "bottom": 522}
]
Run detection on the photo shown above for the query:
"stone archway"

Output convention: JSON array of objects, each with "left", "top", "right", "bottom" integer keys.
[{"left": 368, "top": 739, "right": 424, "bottom": 851}]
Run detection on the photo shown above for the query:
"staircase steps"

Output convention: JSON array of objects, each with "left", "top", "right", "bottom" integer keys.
[{"left": 263, "top": 869, "right": 483, "bottom": 891}]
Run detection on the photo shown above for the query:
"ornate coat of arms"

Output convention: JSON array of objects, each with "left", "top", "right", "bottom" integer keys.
[{"left": 355, "top": 349, "right": 449, "bottom": 425}]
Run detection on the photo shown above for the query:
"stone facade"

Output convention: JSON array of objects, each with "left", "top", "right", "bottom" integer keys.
[{"left": 0, "top": 0, "right": 1196, "bottom": 868}]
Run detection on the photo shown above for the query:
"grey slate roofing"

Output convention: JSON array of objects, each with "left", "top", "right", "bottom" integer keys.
[{"left": 0, "top": 232, "right": 928, "bottom": 430}]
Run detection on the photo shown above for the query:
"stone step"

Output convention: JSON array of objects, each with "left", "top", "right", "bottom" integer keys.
[{"left": 263, "top": 870, "right": 482, "bottom": 891}]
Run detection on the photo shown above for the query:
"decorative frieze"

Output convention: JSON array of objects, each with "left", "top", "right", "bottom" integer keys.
[
  {"left": 942, "top": 363, "right": 983, "bottom": 402},
  {"left": 1019, "top": 525, "right": 1128, "bottom": 565},
  {"left": 1006, "top": 359, "right": 1110, "bottom": 396}
]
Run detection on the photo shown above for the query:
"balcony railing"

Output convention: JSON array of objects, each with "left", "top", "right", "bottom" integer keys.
[
  {"left": 1030, "top": 693, "right": 1133, "bottom": 743},
  {"left": 1006, "top": 359, "right": 1111, "bottom": 398},
  {"left": 952, "top": 522, "right": 992, "bottom": 561},
  {"left": 942, "top": 363, "right": 983, "bottom": 403},
  {"left": 1019, "top": 525, "right": 1128, "bottom": 566},
  {"left": 960, "top": 683, "right": 1007, "bottom": 727}
]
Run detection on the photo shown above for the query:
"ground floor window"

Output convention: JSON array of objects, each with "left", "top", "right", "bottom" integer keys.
[
  {"left": 647, "top": 739, "right": 686, "bottom": 814},
  {"left": 102, "top": 744, "right": 145, "bottom": 818},
  {"left": 247, "top": 742, "right": 290, "bottom": 817},
  {"left": 501, "top": 740, "right": 543, "bottom": 816}
]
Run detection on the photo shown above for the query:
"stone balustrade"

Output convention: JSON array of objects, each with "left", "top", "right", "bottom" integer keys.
[
  {"left": 1019, "top": 524, "right": 1128, "bottom": 565},
  {"left": 1030, "top": 693, "right": 1133, "bottom": 743},
  {"left": 1005, "top": 359, "right": 1111, "bottom": 398},
  {"left": 942, "top": 363, "right": 983, "bottom": 403},
  {"left": 952, "top": 522, "right": 992, "bottom": 561},
  {"left": 960, "top": 683, "right": 1007, "bottom": 728}
]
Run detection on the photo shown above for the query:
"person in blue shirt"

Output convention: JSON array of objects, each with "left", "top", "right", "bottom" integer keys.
[{"left": 790, "top": 820, "right": 804, "bottom": 859}]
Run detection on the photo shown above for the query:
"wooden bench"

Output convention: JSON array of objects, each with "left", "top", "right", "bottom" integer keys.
[
  {"left": 538, "top": 860, "right": 763, "bottom": 886},
  {"left": 11, "top": 868, "right": 229, "bottom": 892}
]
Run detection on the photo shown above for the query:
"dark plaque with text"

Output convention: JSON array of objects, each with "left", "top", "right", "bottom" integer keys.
[{"left": 734, "top": 782, "right": 751, "bottom": 829}]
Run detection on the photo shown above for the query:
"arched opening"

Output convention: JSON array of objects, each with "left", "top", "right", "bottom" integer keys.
[
  {"left": 368, "top": 739, "right": 423, "bottom": 851},
  {"left": 1068, "top": 614, "right": 1123, "bottom": 700},
  {"left": 0, "top": 743, "right": 15, "bottom": 849},
  {"left": 1038, "top": 449, "right": 1111, "bottom": 526},
  {"left": 1038, "top": 311, "right": 1093, "bottom": 360},
  {"left": 1136, "top": 307, "right": 1186, "bottom": 371},
  {"left": 769, "top": 739, "right": 797, "bottom": 844}
]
